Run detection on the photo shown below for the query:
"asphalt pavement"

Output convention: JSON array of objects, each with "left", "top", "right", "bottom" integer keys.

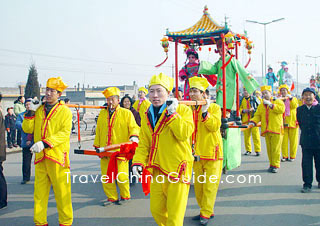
[{"left": 0, "top": 134, "right": 320, "bottom": 226}]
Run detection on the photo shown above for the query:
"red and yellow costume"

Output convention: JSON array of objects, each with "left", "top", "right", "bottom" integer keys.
[
  {"left": 250, "top": 86, "right": 285, "bottom": 169},
  {"left": 189, "top": 77, "right": 223, "bottom": 219},
  {"left": 22, "top": 77, "right": 73, "bottom": 226},
  {"left": 94, "top": 87, "right": 139, "bottom": 202},
  {"left": 133, "top": 73, "right": 194, "bottom": 226}
]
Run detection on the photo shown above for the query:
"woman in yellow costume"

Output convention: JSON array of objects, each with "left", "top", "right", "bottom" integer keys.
[
  {"left": 132, "top": 72, "right": 194, "bottom": 226},
  {"left": 279, "top": 84, "right": 299, "bottom": 162},
  {"left": 132, "top": 87, "right": 151, "bottom": 119},
  {"left": 188, "top": 76, "right": 223, "bottom": 226},
  {"left": 22, "top": 77, "right": 73, "bottom": 226},
  {"left": 249, "top": 86, "right": 285, "bottom": 173},
  {"left": 94, "top": 87, "right": 139, "bottom": 206}
]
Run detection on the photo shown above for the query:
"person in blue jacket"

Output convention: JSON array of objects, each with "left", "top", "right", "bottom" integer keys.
[{"left": 16, "top": 98, "right": 34, "bottom": 184}]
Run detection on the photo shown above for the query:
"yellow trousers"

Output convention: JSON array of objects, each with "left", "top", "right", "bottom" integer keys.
[
  {"left": 100, "top": 158, "right": 130, "bottom": 201},
  {"left": 34, "top": 159, "right": 73, "bottom": 226},
  {"left": 265, "top": 133, "right": 282, "bottom": 168},
  {"left": 150, "top": 168, "right": 190, "bottom": 226},
  {"left": 281, "top": 127, "right": 299, "bottom": 159},
  {"left": 243, "top": 127, "right": 261, "bottom": 153},
  {"left": 194, "top": 159, "right": 223, "bottom": 218}
]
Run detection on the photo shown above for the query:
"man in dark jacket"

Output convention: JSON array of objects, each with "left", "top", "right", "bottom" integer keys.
[
  {"left": 297, "top": 87, "right": 320, "bottom": 193},
  {"left": 0, "top": 93, "right": 8, "bottom": 209},
  {"left": 5, "top": 107, "right": 17, "bottom": 148}
]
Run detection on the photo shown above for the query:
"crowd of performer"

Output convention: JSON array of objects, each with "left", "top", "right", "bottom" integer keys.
[{"left": 0, "top": 51, "right": 320, "bottom": 226}]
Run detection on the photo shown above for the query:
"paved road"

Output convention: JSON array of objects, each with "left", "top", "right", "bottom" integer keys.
[{"left": 1, "top": 135, "right": 320, "bottom": 226}]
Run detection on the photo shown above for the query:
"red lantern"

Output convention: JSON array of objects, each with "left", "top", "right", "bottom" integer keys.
[
  {"left": 200, "top": 39, "right": 204, "bottom": 45},
  {"left": 190, "top": 39, "right": 194, "bottom": 44},
  {"left": 208, "top": 47, "right": 211, "bottom": 52},
  {"left": 199, "top": 47, "right": 202, "bottom": 51},
  {"left": 178, "top": 39, "right": 182, "bottom": 43}
]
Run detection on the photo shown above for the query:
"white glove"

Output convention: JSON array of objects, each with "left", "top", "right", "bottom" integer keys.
[
  {"left": 201, "top": 99, "right": 211, "bottom": 113},
  {"left": 166, "top": 98, "right": 179, "bottom": 115},
  {"left": 30, "top": 97, "right": 40, "bottom": 111},
  {"left": 248, "top": 122, "right": 255, "bottom": 127},
  {"left": 286, "top": 94, "right": 292, "bottom": 99},
  {"left": 129, "top": 136, "right": 139, "bottom": 144},
  {"left": 30, "top": 141, "right": 45, "bottom": 153},
  {"left": 263, "top": 99, "right": 272, "bottom": 106},
  {"left": 132, "top": 165, "right": 143, "bottom": 177}
]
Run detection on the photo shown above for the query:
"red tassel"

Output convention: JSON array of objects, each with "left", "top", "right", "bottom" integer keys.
[
  {"left": 155, "top": 55, "right": 168, "bottom": 68},
  {"left": 244, "top": 57, "right": 251, "bottom": 68},
  {"left": 140, "top": 168, "right": 151, "bottom": 196},
  {"left": 208, "top": 47, "right": 211, "bottom": 52}
]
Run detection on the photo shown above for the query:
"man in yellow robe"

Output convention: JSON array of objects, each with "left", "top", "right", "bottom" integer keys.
[
  {"left": 132, "top": 87, "right": 151, "bottom": 119},
  {"left": 189, "top": 76, "right": 223, "bottom": 225},
  {"left": 279, "top": 84, "right": 299, "bottom": 161},
  {"left": 132, "top": 72, "right": 194, "bottom": 226},
  {"left": 22, "top": 77, "right": 73, "bottom": 226},
  {"left": 94, "top": 87, "right": 139, "bottom": 206},
  {"left": 240, "top": 88, "right": 261, "bottom": 156},
  {"left": 249, "top": 86, "right": 285, "bottom": 173}
]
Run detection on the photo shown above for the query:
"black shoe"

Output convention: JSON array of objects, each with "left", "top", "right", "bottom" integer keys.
[
  {"left": 271, "top": 167, "right": 278, "bottom": 173},
  {"left": 281, "top": 158, "right": 288, "bottom": 162},
  {"left": 318, "top": 183, "right": 320, "bottom": 189},
  {"left": 120, "top": 198, "right": 130, "bottom": 204},
  {"left": 255, "top": 152, "right": 260, "bottom": 156},
  {"left": 21, "top": 180, "right": 27, "bottom": 184},
  {"left": 102, "top": 200, "right": 121, "bottom": 206},
  {"left": 288, "top": 158, "right": 295, "bottom": 162},
  {"left": 0, "top": 204, "right": 7, "bottom": 210},
  {"left": 13, "top": 144, "right": 18, "bottom": 148},
  {"left": 268, "top": 167, "right": 273, "bottom": 172},
  {"left": 244, "top": 151, "right": 251, "bottom": 156},
  {"left": 200, "top": 217, "right": 210, "bottom": 225},
  {"left": 301, "top": 187, "right": 311, "bottom": 193},
  {"left": 8, "top": 145, "right": 13, "bottom": 149},
  {"left": 192, "top": 214, "right": 214, "bottom": 221}
]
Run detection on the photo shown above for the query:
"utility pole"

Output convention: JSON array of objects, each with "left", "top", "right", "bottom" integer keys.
[{"left": 296, "top": 55, "right": 299, "bottom": 96}]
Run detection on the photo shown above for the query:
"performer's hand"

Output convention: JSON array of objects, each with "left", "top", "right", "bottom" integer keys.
[
  {"left": 6, "top": 128, "right": 10, "bottom": 132},
  {"left": 132, "top": 165, "right": 143, "bottom": 177},
  {"left": 286, "top": 94, "right": 292, "bottom": 99},
  {"left": 30, "top": 141, "right": 45, "bottom": 153},
  {"left": 249, "top": 108, "right": 255, "bottom": 112},
  {"left": 129, "top": 136, "right": 139, "bottom": 144},
  {"left": 248, "top": 122, "right": 255, "bottom": 127},
  {"left": 166, "top": 98, "right": 178, "bottom": 115},
  {"left": 30, "top": 97, "right": 40, "bottom": 111},
  {"left": 263, "top": 99, "right": 272, "bottom": 106},
  {"left": 201, "top": 99, "right": 211, "bottom": 113}
]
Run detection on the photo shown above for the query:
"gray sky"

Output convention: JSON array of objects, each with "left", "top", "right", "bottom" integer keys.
[{"left": 0, "top": 0, "right": 319, "bottom": 88}]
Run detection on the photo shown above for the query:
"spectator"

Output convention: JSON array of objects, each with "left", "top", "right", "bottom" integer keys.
[
  {"left": 297, "top": 87, "right": 320, "bottom": 193},
  {"left": 64, "top": 98, "right": 70, "bottom": 104},
  {"left": 15, "top": 98, "right": 34, "bottom": 184},
  {"left": 5, "top": 107, "right": 17, "bottom": 148},
  {"left": 172, "top": 87, "right": 183, "bottom": 100},
  {"left": 120, "top": 95, "right": 141, "bottom": 127},
  {"left": 0, "top": 93, "right": 7, "bottom": 210},
  {"left": 14, "top": 96, "right": 26, "bottom": 146}
]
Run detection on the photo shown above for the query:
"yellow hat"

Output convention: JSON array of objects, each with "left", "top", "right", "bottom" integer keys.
[
  {"left": 260, "top": 85, "right": 272, "bottom": 92},
  {"left": 189, "top": 77, "right": 209, "bottom": 92},
  {"left": 255, "top": 90, "right": 261, "bottom": 95},
  {"left": 279, "top": 84, "right": 290, "bottom": 94},
  {"left": 149, "top": 72, "right": 174, "bottom": 92},
  {"left": 138, "top": 87, "right": 148, "bottom": 94},
  {"left": 46, "top": 77, "right": 68, "bottom": 92},
  {"left": 102, "top": 87, "right": 120, "bottom": 98}
]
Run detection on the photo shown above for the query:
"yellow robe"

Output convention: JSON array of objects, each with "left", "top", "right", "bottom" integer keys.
[
  {"left": 133, "top": 104, "right": 194, "bottom": 226},
  {"left": 191, "top": 103, "right": 223, "bottom": 218},
  {"left": 240, "top": 97, "right": 261, "bottom": 153},
  {"left": 282, "top": 97, "right": 299, "bottom": 159},
  {"left": 94, "top": 105, "right": 140, "bottom": 201},
  {"left": 250, "top": 99, "right": 285, "bottom": 168},
  {"left": 132, "top": 98, "right": 151, "bottom": 119},
  {"left": 22, "top": 101, "right": 73, "bottom": 225}
]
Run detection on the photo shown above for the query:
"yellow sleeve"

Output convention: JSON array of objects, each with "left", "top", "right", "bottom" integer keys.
[
  {"left": 271, "top": 99, "right": 285, "bottom": 114},
  {"left": 93, "top": 110, "right": 104, "bottom": 148},
  {"left": 22, "top": 115, "right": 35, "bottom": 134},
  {"left": 250, "top": 104, "right": 262, "bottom": 124},
  {"left": 202, "top": 104, "right": 221, "bottom": 132},
  {"left": 167, "top": 105, "right": 194, "bottom": 141},
  {"left": 43, "top": 108, "right": 72, "bottom": 148},
  {"left": 132, "top": 100, "right": 139, "bottom": 111},
  {"left": 290, "top": 97, "right": 299, "bottom": 109},
  {"left": 132, "top": 118, "right": 150, "bottom": 167}
]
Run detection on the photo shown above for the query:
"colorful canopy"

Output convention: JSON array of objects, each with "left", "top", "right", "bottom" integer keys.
[{"left": 166, "top": 6, "right": 230, "bottom": 45}]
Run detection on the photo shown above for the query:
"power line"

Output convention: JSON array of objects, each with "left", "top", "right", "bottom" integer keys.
[{"left": 0, "top": 48, "right": 171, "bottom": 68}]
